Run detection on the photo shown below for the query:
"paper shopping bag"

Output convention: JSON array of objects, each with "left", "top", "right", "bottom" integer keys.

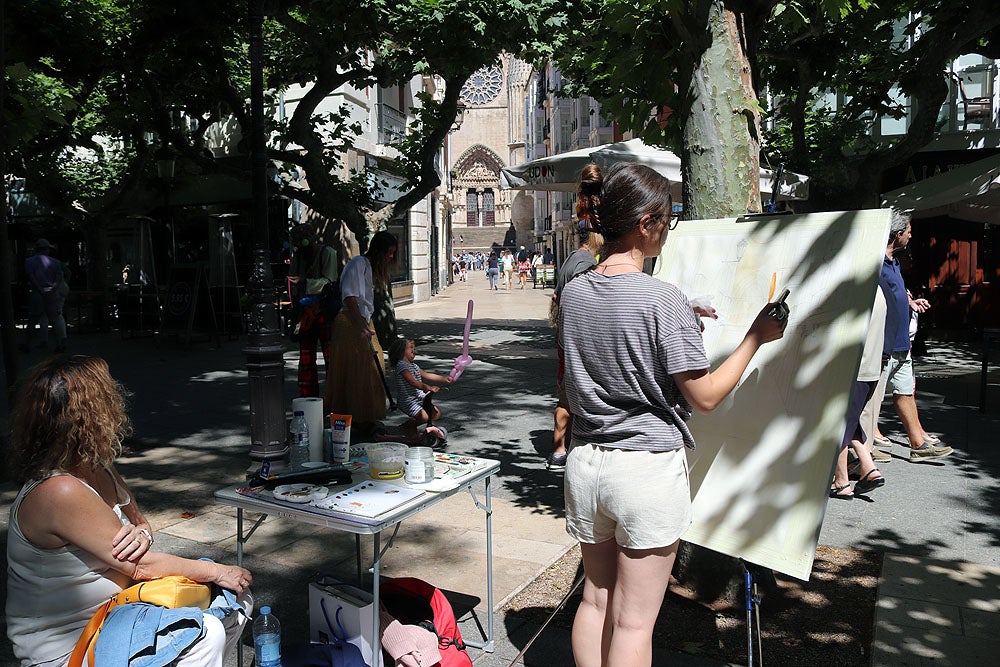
[{"left": 308, "top": 575, "right": 374, "bottom": 665}]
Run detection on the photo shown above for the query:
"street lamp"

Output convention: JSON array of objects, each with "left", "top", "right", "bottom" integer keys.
[
  {"left": 451, "top": 101, "right": 467, "bottom": 132},
  {"left": 154, "top": 145, "right": 176, "bottom": 180},
  {"left": 244, "top": 0, "right": 287, "bottom": 476}
]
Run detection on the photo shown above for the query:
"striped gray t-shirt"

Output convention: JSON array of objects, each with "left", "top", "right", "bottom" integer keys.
[{"left": 560, "top": 271, "right": 709, "bottom": 451}]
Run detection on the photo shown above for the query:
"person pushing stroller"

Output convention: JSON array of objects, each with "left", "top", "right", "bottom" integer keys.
[{"left": 389, "top": 338, "right": 453, "bottom": 438}]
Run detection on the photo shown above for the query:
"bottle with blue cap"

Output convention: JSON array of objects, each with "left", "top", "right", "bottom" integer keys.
[{"left": 253, "top": 605, "right": 282, "bottom": 667}]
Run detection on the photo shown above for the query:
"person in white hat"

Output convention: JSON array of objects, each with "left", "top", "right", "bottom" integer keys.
[{"left": 23, "top": 238, "right": 69, "bottom": 353}]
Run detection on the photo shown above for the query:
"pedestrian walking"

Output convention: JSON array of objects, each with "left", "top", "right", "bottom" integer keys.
[{"left": 23, "top": 239, "right": 69, "bottom": 353}]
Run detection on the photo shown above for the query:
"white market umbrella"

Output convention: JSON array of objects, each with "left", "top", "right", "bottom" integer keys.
[
  {"left": 498, "top": 144, "right": 597, "bottom": 192},
  {"left": 500, "top": 138, "right": 810, "bottom": 200}
]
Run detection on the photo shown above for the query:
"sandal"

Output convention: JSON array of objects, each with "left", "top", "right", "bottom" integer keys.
[
  {"left": 829, "top": 484, "right": 854, "bottom": 500},
  {"left": 853, "top": 469, "right": 885, "bottom": 495}
]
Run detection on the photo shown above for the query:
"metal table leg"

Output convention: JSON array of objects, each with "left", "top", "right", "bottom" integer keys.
[
  {"left": 372, "top": 530, "right": 382, "bottom": 666},
  {"left": 463, "top": 477, "right": 495, "bottom": 651}
]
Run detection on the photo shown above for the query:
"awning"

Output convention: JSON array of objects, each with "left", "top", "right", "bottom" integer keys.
[
  {"left": 499, "top": 144, "right": 598, "bottom": 192},
  {"left": 500, "top": 138, "right": 810, "bottom": 200},
  {"left": 881, "top": 153, "right": 1000, "bottom": 224}
]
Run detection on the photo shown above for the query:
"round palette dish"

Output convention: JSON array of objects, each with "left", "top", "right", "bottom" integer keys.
[
  {"left": 272, "top": 484, "right": 329, "bottom": 503},
  {"left": 364, "top": 442, "right": 407, "bottom": 480}
]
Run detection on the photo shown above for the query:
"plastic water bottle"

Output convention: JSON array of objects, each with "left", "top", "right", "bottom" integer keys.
[
  {"left": 289, "top": 410, "right": 310, "bottom": 470},
  {"left": 253, "top": 606, "right": 282, "bottom": 667}
]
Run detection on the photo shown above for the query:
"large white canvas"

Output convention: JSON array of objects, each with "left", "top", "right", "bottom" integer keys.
[{"left": 652, "top": 210, "right": 890, "bottom": 580}]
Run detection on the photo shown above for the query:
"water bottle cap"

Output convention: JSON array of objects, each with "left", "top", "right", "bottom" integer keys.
[
  {"left": 260, "top": 605, "right": 271, "bottom": 614},
  {"left": 293, "top": 410, "right": 304, "bottom": 416}
]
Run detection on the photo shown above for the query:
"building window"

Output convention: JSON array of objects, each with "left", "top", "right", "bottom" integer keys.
[
  {"left": 386, "top": 214, "right": 411, "bottom": 283},
  {"left": 466, "top": 190, "right": 479, "bottom": 226},
  {"left": 461, "top": 62, "right": 504, "bottom": 106},
  {"left": 483, "top": 190, "right": 495, "bottom": 226}
]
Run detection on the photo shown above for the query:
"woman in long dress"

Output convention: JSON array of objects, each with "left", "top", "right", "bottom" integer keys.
[{"left": 324, "top": 231, "right": 398, "bottom": 429}]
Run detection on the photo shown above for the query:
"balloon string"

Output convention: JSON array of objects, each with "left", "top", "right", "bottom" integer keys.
[{"left": 462, "top": 300, "right": 474, "bottom": 356}]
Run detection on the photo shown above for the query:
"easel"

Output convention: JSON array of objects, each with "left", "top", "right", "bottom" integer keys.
[{"left": 741, "top": 559, "right": 769, "bottom": 667}]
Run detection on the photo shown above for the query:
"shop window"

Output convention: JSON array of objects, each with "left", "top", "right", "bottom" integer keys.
[{"left": 386, "top": 215, "right": 411, "bottom": 283}]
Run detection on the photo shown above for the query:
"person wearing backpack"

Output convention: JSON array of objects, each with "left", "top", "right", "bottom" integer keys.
[{"left": 288, "top": 223, "right": 340, "bottom": 397}]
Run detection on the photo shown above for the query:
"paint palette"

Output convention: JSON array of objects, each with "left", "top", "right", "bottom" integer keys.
[{"left": 272, "top": 484, "right": 329, "bottom": 503}]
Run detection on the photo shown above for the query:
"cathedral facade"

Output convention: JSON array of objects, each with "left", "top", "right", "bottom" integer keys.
[{"left": 443, "top": 56, "right": 534, "bottom": 254}]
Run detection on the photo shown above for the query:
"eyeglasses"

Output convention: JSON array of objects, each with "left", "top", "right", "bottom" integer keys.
[{"left": 648, "top": 212, "right": 677, "bottom": 231}]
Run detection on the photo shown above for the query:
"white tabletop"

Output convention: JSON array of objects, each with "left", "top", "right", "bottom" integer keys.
[{"left": 214, "top": 457, "right": 500, "bottom": 535}]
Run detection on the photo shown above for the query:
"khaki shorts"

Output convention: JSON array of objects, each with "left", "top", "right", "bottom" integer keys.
[{"left": 565, "top": 444, "right": 692, "bottom": 549}]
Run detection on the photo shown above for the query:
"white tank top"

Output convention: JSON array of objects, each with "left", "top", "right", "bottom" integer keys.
[{"left": 6, "top": 471, "right": 132, "bottom": 667}]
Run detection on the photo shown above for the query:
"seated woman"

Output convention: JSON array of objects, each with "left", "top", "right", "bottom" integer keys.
[{"left": 6, "top": 355, "right": 253, "bottom": 667}]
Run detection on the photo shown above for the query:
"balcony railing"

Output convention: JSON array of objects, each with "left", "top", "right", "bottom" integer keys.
[{"left": 378, "top": 104, "right": 407, "bottom": 144}]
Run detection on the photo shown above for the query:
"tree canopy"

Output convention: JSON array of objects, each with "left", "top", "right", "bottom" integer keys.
[
  {"left": 760, "top": 0, "right": 1000, "bottom": 209},
  {"left": 546, "top": 1, "right": 1000, "bottom": 213}
]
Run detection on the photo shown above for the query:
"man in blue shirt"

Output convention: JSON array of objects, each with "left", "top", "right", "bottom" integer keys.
[{"left": 878, "top": 212, "right": 952, "bottom": 461}]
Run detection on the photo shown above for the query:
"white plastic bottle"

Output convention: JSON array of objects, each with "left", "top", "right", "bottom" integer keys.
[
  {"left": 253, "top": 605, "right": 282, "bottom": 667},
  {"left": 289, "top": 410, "right": 310, "bottom": 470}
]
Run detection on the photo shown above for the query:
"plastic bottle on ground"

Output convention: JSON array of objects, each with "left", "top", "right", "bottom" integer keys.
[
  {"left": 253, "top": 605, "right": 282, "bottom": 667},
  {"left": 289, "top": 410, "right": 310, "bottom": 470}
]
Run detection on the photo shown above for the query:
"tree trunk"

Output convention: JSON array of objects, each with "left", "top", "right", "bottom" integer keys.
[
  {"left": 673, "top": 2, "right": 766, "bottom": 604},
  {"left": 682, "top": 2, "right": 762, "bottom": 219}
]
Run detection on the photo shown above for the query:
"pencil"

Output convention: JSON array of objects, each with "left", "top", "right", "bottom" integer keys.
[{"left": 768, "top": 272, "right": 777, "bottom": 301}]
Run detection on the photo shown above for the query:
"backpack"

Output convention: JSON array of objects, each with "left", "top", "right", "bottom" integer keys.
[{"left": 379, "top": 577, "right": 472, "bottom": 667}]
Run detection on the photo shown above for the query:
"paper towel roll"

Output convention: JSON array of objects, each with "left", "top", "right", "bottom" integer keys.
[{"left": 292, "top": 397, "right": 325, "bottom": 462}]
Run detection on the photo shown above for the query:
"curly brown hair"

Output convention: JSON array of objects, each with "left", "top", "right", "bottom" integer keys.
[{"left": 9, "top": 356, "right": 132, "bottom": 484}]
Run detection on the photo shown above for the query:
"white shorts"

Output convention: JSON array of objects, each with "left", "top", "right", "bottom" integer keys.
[
  {"left": 565, "top": 444, "right": 691, "bottom": 550},
  {"left": 885, "top": 350, "right": 915, "bottom": 396}
]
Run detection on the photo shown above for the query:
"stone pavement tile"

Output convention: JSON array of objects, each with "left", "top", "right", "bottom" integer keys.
[
  {"left": 874, "top": 554, "right": 1000, "bottom": 666},
  {"left": 878, "top": 555, "right": 1000, "bottom": 611},
  {"left": 876, "top": 597, "right": 962, "bottom": 634},
  {"left": 206, "top": 511, "right": 328, "bottom": 553},
  {"left": 158, "top": 510, "right": 246, "bottom": 544},
  {"left": 378, "top": 547, "right": 550, "bottom": 610},
  {"left": 873, "top": 630, "right": 1000, "bottom": 666},
  {"left": 407, "top": 495, "right": 572, "bottom": 546},
  {"left": 963, "top": 605, "right": 1000, "bottom": 640}
]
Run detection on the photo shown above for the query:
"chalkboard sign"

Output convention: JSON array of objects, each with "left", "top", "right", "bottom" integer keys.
[{"left": 162, "top": 263, "right": 217, "bottom": 341}]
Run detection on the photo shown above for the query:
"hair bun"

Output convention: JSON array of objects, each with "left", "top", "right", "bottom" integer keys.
[{"left": 579, "top": 163, "right": 602, "bottom": 196}]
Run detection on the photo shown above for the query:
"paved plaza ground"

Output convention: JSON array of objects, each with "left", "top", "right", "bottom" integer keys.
[{"left": 1, "top": 271, "right": 998, "bottom": 666}]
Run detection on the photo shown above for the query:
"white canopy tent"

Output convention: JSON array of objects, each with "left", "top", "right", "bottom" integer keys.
[
  {"left": 881, "top": 152, "right": 1000, "bottom": 224},
  {"left": 500, "top": 138, "right": 810, "bottom": 201}
]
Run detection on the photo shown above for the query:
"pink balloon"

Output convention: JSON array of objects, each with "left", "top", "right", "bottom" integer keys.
[{"left": 449, "top": 300, "right": 475, "bottom": 381}]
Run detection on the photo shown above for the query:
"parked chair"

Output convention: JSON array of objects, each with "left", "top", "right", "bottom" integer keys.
[{"left": 951, "top": 72, "right": 992, "bottom": 129}]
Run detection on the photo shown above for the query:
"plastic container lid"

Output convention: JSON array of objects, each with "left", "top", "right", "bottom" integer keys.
[
  {"left": 406, "top": 446, "right": 434, "bottom": 459},
  {"left": 260, "top": 605, "right": 271, "bottom": 614}
]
